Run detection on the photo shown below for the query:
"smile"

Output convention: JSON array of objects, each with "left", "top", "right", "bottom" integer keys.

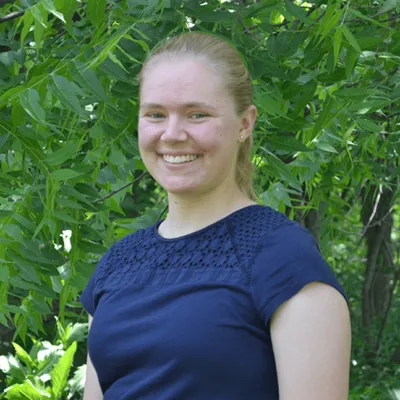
[{"left": 163, "top": 154, "right": 199, "bottom": 164}]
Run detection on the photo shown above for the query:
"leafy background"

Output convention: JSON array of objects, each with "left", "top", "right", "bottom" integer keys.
[{"left": 0, "top": 0, "right": 399, "bottom": 398}]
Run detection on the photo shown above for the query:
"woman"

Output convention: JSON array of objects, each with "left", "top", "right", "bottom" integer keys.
[{"left": 81, "top": 32, "right": 351, "bottom": 399}]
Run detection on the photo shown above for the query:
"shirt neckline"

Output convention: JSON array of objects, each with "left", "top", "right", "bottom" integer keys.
[{"left": 152, "top": 204, "right": 264, "bottom": 242}]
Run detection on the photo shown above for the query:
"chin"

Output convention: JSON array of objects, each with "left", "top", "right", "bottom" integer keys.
[{"left": 160, "top": 178, "right": 205, "bottom": 195}]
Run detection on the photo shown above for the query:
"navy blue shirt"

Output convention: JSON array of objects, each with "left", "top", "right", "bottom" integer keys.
[{"left": 81, "top": 205, "right": 346, "bottom": 399}]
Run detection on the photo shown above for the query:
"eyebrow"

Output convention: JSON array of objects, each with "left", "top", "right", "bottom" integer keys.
[{"left": 140, "top": 102, "right": 217, "bottom": 111}]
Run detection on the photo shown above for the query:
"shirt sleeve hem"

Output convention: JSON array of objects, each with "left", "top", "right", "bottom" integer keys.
[{"left": 261, "top": 276, "right": 348, "bottom": 326}]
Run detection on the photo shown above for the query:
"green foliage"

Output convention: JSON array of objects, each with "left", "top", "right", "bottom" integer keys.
[
  {"left": 0, "top": 0, "right": 399, "bottom": 396},
  {"left": 0, "top": 320, "right": 86, "bottom": 399}
]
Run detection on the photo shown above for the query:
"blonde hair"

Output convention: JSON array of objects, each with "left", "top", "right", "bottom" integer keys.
[{"left": 138, "top": 32, "right": 257, "bottom": 200}]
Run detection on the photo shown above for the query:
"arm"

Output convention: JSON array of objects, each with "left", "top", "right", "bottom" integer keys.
[
  {"left": 270, "top": 282, "right": 351, "bottom": 400},
  {"left": 83, "top": 315, "right": 103, "bottom": 400}
]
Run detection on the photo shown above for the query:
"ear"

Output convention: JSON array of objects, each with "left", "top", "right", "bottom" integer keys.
[{"left": 238, "top": 105, "right": 257, "bottom": 142}]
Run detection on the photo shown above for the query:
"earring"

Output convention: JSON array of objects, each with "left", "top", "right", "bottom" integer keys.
[{"left": 239, "top": 135, "right": 244, "bottom": 140}]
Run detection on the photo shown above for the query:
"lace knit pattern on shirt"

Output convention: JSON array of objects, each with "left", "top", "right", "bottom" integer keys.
[{"left": 95, "top": 206, "right": 292, "bottom": 292}]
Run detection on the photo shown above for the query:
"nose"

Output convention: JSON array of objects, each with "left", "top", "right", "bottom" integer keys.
[{"left": 160, "top": 115, "right": 187, "bottom": 143}]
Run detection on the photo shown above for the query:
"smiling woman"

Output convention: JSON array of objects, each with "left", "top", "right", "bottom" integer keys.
[
  {"left": 81, "top": 32, "right": 351, "bottom": 400},
  {"left": 137, "top": 55, "right": 254, "bottom": 199}
]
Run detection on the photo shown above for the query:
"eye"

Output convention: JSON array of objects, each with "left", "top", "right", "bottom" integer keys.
[
  {"left": 146, "top": 112, "right": 165, "bottom": 120},
  {"left": 189, "top": 113, "right": 208, "bottom": 120}
]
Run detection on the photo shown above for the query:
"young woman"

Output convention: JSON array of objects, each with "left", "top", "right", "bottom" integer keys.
[{"left": 81, "top": 32, "right": 351, "bottom": 400}]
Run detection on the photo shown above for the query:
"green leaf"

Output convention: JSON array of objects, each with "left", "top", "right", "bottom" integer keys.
[
  {"left": 378, "top": 0, "right": 400, "bottom": 14},
  {"left": 342, "top": 25, "right": 362, "bottom": 53},
  {"left": 0, "top": 210, "right": 13, "bottom": 218},
  {"left": 0, "top": 312, "right": 8, "bottom": 326},
  {"left": 284, "top": 0, "right": 312, "bottom": 23},
  {"left": 30, "top": 3, "right": 48, "bottom": 28},
  {"left": 311, "top": 97, "right": 336, "bottom": 140},
  {"left": 31, "top": 298, "right": 52, "bottom": 315},
  {"left": 272, "top": 182, "right": 292, "bottom": 207},
  {"left": 99, "top": 58, "right": 128, "bottom": 81},
  {"left": 347, "top": 99, "right": 390, "bottom": 114},
  {"left": 317, "top": 7, "right": 343, "bottom": 42},
  {"left": 315, "top": 142, "right": 338, "bottom": 153},
  {"left": 333, "top": 26, "right": 342, "bottom": 66},
  {"left": 122, "top": 34, "right": 150, "bottom": 53},
  {"left": 3, "top": 304, "right": 26, "bottom": 314},
  {"left": 54, "top": 210, "right": 79, "bottom": 224},
  {"left": 42, "top": 0, "right": 65, "bottom": 22},
  {"left": 66, "top": 323, "right": 88, "bottom": 346},
  {"left": 186, "top": 7, "right": 233, "bottom": 22},
  {"left": 87, "top": 0, "right": 106, "bottom": 29},
  {"left": 51, "top": 169, "right": 83, "bottom": 181},
  {"left": 51, "top": 341, "right": 77, "bottom": 399},
  {"left": 43, "top": 142, "right": 79, "bottom": 166},
  {"left": 74, "top": 61, "right": 109, "bottom": 102},
  {"left": 0, "top": 265, "right": 9, "bottom": 282},
  {"left": 108, "top": 53, "right": 129, "bottom": 72},
  {"left": 262, "top": 151, "right": 301, "bottom": 191},
  {"left": 50, "top": 75, "right": 87, "bottom": 117},
  {"left": 78, "top": 241, "right": 108, "bottom": 255},
  {"left": 12, "top": 214, "right": 36, "bottom": 234},
  {"left": 68, "top": 364, "right": 86, "bottom": 396},
  {"left": 334, "top": 87, "right": 379, "bottom": 99},
  {"left": 54, "top": 0, "right": 77, "bottom": 32},
  {"left": 34, "top": 18, "right": 46, "bottom": 50},
  {"left": 344, "top": 47, "right": 359, "bottom": 78},
  {"left": 4, "top": 224, "right": 25, "bottom": 244},
  {"left": 12, "top": 342, "right": 33, "bottom": 369},
  {"left": 0, "top": 51, "right": 15, "bottom": 67},
  {"left": 109, "top": 145, "right": 126, "bottom": 165},
  {"left": 5, "top": 381, "right": 50, "bottom": 399},
  {"left": 357, "top": 119, "right": 381, "bottom": 132},
  {"left": 107, "top": 196, "right": 126, "bottom": 215},
  {"left": 21, "top": 10, "right": 34, "bottom": 44},
  {"left": 19, "top": 264, "right": 41, "bottom": 285},
  {"left": 19, "top": 89, "right": 46, "bottom": 124},
  {"left": 255, "top": 92, "right": 285, "bottom": 116},
  {"left": 56, "top": 198, "right": 84, "bottom": 209},
  {"left": 11, "top": 277, "right": 39, "bottom": 292},
  {"left": 267, "top": 136, "right": 311, "bottom": 152}
]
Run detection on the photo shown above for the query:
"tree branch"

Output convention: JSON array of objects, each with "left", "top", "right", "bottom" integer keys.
[
  {"left": 0, "top": 10, "right": 24, "bottom": 23},
  {"left": 367, "top": 204, "right": 396, "bottom": 229},
  {"left": 236, "top": 2, "right": 251, "bottom": 35},
  {"left": 361, "top": 185, "right": 382, "bottom": 236},
  {"left": 94, "top": 171, "right": 148, "bottom": 204}
]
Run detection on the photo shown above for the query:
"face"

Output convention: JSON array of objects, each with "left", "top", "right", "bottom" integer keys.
[{"left": 138, "top": 57, "right": 252, "bottom": 197}]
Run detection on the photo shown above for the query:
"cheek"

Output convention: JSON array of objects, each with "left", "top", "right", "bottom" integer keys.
[
  {"left": 199, "top": 122, "right": 236, "bottom": 152},
  {"left": 138, "top": 121, "right": 159, "bottom": 150}
]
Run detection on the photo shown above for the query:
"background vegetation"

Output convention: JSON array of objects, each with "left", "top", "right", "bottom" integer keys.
[{"left": 0, "top": 0, "right": 399, "bottom": 398}]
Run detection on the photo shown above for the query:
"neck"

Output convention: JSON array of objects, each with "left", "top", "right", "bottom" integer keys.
[{"left": 159, "top": 180, "right": 257, "bottom": 239}]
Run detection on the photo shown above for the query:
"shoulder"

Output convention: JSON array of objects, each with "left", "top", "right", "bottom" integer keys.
[
  {"left": 94, "top": 225, "right": 154, "bottom": 285},
  {"left": 229, "top": 204, "right": 320, "bottom": 261},
  {"left": 250, "top": 215, "right": 335, "bottom": 286},
  {"left": 228, "top": 205, "right": 293, "bottom": 269},
  {"left": 80, "top": 225, "right": 155, "bottom": 314},
  {"left": 229, "top": 205, "right": 291, "bottom": 235},
  {"left": 244, "top": 209, "right": 347, "bottom": 324}
]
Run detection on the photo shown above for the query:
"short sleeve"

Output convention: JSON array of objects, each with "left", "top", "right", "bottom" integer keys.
[
  {"left": 251, "top": 222, "right": 347, "bottom": 326},
  {"left": 80, "top": 250, "right": 110, "bottom": 316}
]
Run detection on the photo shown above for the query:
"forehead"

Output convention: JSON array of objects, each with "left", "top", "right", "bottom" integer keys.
[{"left": 140, "top": 57, "right": 229, "bottom": 107}]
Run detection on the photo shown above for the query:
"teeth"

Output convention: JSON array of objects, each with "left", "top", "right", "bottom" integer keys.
[{"left": 163, "top": 154, "right": 199, "bottom": 164}]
